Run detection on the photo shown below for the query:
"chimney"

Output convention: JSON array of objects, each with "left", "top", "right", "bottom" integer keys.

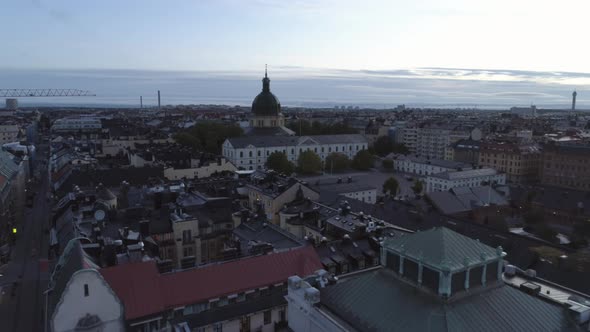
[
  {"left": 158, "top": 90, "right": 161, "bottom": 111},
  {"left": 139, "top": 220, "right": 150, "bottom": 237},
  {"left": 127, "top": 242, "right": 144, "bottom": 263}
]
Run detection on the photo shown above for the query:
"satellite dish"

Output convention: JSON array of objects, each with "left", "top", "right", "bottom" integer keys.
[{"left": 94, "top": 209, "right": 106, "bottom": 221}]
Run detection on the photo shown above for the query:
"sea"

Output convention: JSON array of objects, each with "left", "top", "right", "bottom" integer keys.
[{"left": 1, "top": 67, "right": 589, "bottom": 109}]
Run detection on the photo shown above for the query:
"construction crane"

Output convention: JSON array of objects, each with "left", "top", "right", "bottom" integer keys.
[{"left": 0, "top": 89, "right": 95, "bottom": 97}]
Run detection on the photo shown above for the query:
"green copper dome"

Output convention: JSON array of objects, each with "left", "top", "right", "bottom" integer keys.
[{"left": 252, "top": 71, "right": 281, "bottom": 116}]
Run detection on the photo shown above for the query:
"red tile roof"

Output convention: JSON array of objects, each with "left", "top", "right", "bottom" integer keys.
[
  {"left": 0, "top": 175, "right": 6, "bottom": 191},
  {"left": 100, "top": 246, "right": 322, "bottom": 321}
]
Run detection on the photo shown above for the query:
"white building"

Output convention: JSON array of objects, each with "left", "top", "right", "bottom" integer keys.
[
  {"left": 392, "top": 154, "right": 473, "bottom": 176},
  {"left": 48, "top": 240, "right": 124, "bottom": 332},
  {"left": 399, "top": 125, "right": 481, "bottom": 160},
  {"left": 51, "top": 117, "right": 102, "bottom": 132},
  {"left": 425, "top": 168, "right": 506, "bottom": 192},
  {"left": 311, "top": 180, "right": 378, "bottom": 204},
  {"left": 223, "top": 135, "right": 368, "bottom": 170}
]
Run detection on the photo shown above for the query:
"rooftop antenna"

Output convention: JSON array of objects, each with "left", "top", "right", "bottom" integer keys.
[
  {"left": 140, "top": 96, "right": 143, "bottom": 109},
  {"left": 265, "top": 64, "right": 268, "bottom": 78}
]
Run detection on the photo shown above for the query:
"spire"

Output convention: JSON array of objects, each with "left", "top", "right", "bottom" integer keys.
[{"left": 262, "top": 65, "right": 270, "bottom": 92}]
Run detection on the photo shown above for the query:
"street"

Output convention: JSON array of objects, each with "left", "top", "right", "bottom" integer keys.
[{"left": 0, "top": 143, "right": 51, "bottom": 332}]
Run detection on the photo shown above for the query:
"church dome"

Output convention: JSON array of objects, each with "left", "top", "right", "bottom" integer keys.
[{"left": 252, "top": 70, "right": 280, "bottom": 116}]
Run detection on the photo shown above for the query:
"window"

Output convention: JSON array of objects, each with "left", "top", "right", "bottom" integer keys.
[
  {"left": 249, "top": 151, "right": 252, "bottom": 157},
  {"left": 264, "top": 310, "right": 271, "bottom": 325},
  {"left": 240, "top": 151, "right": 243, "bottom": 158},
  {"left": 84, "top": 284, "right": 89, "bottom": 297},
  {"left": 183, "top": 246, "right": 193, "bottom": 257},
  {"left": 219, "top": 297, "right": 228, "bottom": 306},
  {"left": 240, "top": 316, "right": 251, "bottom": 332},
  {"left": 182, "top": 230, "right": 192, "bottom": 244},
  {"left": 257, "top": 151, "right": 261, "bottom": 157},
  {"left": 213, "top": 323, "right": 223, "bottom": 332}
]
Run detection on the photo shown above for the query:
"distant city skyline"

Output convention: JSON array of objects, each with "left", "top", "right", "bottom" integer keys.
[{"left": 2, "top": 67, "right": 587, "bottom": 109}]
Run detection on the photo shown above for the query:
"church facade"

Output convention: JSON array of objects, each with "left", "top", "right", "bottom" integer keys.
[{"left": 223, "top": 71, "right": 368, "bottom": 170}]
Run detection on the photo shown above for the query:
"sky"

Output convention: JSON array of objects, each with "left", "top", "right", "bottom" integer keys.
[{"left": 1, "top": 0, "right": 590, "bottom": 108}]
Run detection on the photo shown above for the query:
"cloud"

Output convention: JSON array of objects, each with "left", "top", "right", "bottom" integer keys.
[{"left": 31, "top": 0, "right": 73, "bottom": 24}]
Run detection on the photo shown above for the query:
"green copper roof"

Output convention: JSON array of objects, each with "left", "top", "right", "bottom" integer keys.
[
  {"left": 383, "top": 227, "right": 501, "bottom": 272},
  {"left": 252, "top": 72, "right": 280, "bottom": 116},
  {"left": 321, "top": 268, "right": 579, "bottom": 332}
]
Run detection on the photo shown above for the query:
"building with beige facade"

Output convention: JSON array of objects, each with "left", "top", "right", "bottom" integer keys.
[
  {"left": 540, "top": 141, "right": 590, "bottom": 190},
  {"left": 478, "top": 141, "right": 541, "bottom": 184},
  {"left": 245, "top": 173, "right": 319, "bottom": 224},
  {"left": 164, "top": 157, "right": 236, "bottom": 180}
]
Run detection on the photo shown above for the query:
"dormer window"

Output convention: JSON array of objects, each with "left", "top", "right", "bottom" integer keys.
[{"left": 381, "top": 227, "right": 505, "bottom": 298}]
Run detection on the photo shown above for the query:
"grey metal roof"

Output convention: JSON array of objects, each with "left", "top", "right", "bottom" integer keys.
[
  {"left": 383, "top": 227, "right": 501, "bottom": 271},
  {"left": 243, "top": 126, "right": 294, "bottom": 137},
  {"left": 312, "top": 182, "right": 376, "bottom": 195},
  {"left": 226, "top": 134, "right": 367, "bottom": 149},
  {"left": 395, "top": 154, "right": 471, "bottom": 170},
  {"left": 321, "top": 268, "right": 580, "bottom": 332},
  {"left": 233, "top": 220, "right": 304, "bottom": 252},
  {"left": 427, "top": 186, "right": 509, "bottom": 215},
  {"left": 0, "top": 149, "right": 19, "bottom": 179},
  {"left": 431, "top": 168, "right": 498, "bottom": 180}
]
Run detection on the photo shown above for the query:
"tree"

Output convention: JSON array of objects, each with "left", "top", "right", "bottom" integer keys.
[
  {"left": 412, "top": 179, "right": 423, "bottom": 196},
  {"left": 173, "top": 132, "right": 202, "bottom": 151},
  {"left": 392, "top": 143, "right": 410, "bottom": 155},
  {"left": 325, "top": 153, "right": 350, "bottom": 173},
  {"left": 297, "top": 150, "right": 322, "bottom": 174},
  {"left": 351, "top": 150, "right": 374, "bottom": 170},
  {"left": 382, "top": 159, "right": 394, "bottom": 170},
  {"left": 286, "top": 120, "right": 357, "bottom": 136},
  {"left": 382, "top": 177, "right": 399, "bottom": 196},
  {"left": 373, "top": 136, "right": 394, "bottom": 157},
  {"left": 175, "top": 122, "right": 243, "bottom": 154},
  {"left": 265, "top": 152, "right": 295, "bottom": 175}
]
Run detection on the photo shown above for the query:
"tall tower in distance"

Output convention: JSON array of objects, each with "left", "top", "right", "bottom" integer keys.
[{"left": 572, "top": 90, "right": 577, "bottom": 111}]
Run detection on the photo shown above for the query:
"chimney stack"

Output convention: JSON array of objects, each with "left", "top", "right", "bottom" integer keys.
[{"left": 158, "top": 90, "right": 161, "bottom": 111}]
